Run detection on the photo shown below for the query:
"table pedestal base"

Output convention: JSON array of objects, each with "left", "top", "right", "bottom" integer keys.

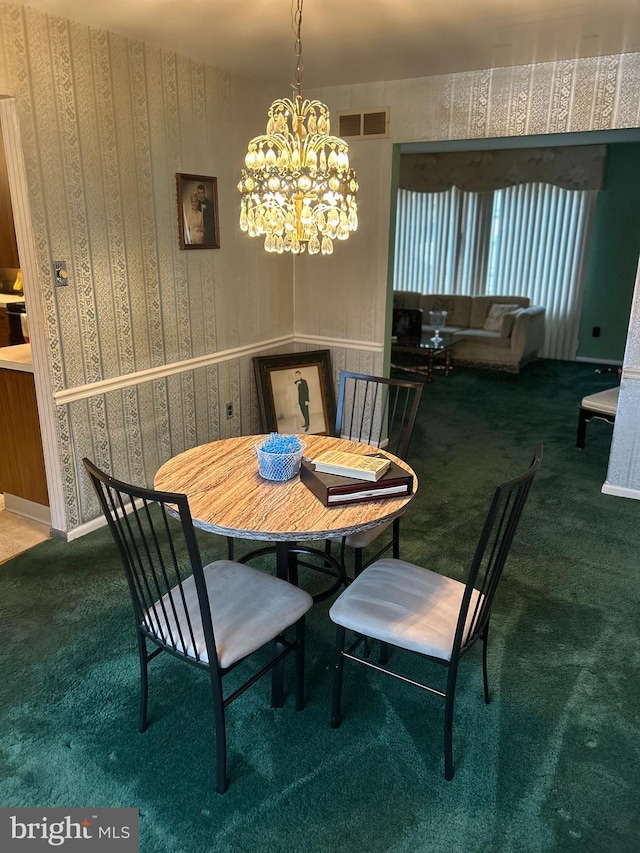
[{"left": 236, "top": 541, "right": 347, "bottom": 603}]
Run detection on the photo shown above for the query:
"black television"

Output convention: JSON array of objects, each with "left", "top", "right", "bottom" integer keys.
[{"left": 392, "top": 308, "right": 423, "bottom": 344}]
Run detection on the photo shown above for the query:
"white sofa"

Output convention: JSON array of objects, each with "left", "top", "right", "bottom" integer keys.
[{"left": 393, "top": 292, "right": 545, "bottom": 374}]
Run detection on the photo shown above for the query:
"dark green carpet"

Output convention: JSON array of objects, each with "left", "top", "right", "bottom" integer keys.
[{"left": 1, "top": 359, "right": 638, "bottom": 852}]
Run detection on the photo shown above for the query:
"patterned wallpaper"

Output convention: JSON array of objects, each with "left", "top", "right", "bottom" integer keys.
[
  {"left": 0, "top": 3, "right": 298, "bottom": 530},
  {"left": 298, "top": 54, "right": 640, "bottom": 353},
  {"left": 300, "top": 53, "right": 640, "bottom": 499},
  {"left": 2, "top": 0, "right": 640, "bottom": 530}
]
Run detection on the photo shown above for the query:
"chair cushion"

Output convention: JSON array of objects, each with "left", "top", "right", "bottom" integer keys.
[
  {"left": 329, "top": 558, "right": 482, "bottom": 662},
  {"left": 580, "top": 386, "right": 619, "bottom": 415},
  {"left": 144, "top": 560, "right": 313, "bottom": 669}
]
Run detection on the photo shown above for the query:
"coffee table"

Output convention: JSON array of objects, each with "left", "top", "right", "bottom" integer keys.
[{"left": 391, "top": 335, "right": 459, "bottom": 382}]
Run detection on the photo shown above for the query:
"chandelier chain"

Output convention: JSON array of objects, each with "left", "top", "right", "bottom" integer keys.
[
  {"left": 293, "top": 0, "right": 304, "bottom": 97},
  {"left": 238, "top": 0, "right": 358, "bottom": 255}
]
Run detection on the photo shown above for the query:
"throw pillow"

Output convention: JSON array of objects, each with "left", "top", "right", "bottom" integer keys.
[{"left": 484, "top": 302, "right": 519, "bottom": 332}]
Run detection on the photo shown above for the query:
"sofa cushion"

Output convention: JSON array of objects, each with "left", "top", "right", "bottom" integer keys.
[
  {"left": 483, "top": 302, "right": 520, "bottom": 333},
  {"left": 422, "top": 323, "right": 466, "bottom": 336},
  {"left": 418, "top": 294, "right": 472, "bottom": 327},
  {"left": 394, "top": 291, "right": 422, "bottom": 310},
  {"left": 453, "top": 328, "right": 512, "bottom": 350}
]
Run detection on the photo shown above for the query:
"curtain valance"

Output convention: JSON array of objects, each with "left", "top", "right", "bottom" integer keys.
[{"left": 399, "top": 145, "right": 607, "bottom": 193}]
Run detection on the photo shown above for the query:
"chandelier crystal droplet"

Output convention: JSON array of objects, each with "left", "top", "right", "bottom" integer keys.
[{"left": 237, "top": 0, "right": 358, "bottom": 255}]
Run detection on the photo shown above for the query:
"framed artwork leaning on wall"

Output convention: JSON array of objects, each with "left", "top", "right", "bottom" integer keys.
[{"left": 253, "top": 350, "right": 336, "bottom": 436}]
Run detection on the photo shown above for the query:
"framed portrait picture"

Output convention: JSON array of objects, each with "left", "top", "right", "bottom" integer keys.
[
  {"left": 176, "top": 173, "right": 220, "bottom": 249},
  {"left": 253, "top": 350, "right": 336, "bottom": 436}
]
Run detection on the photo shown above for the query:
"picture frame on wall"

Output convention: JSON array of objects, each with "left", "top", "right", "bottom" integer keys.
[
  {"left": 176, "top": 173, "right": 220, "bottom": 249},
  {"left": 253, "top": 350, "right": 336, "bottom": 436}
]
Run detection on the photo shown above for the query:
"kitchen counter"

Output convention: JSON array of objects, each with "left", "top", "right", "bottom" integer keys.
[{"left": 0, "top": 343, "right": 33, "bottom": 372}]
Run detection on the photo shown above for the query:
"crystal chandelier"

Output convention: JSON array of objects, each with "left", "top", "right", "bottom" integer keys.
[{"left": 238, "top": 0, "right": 358, "bottom": 255}]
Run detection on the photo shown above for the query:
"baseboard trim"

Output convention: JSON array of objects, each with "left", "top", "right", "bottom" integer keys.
[
  {"left": 4, "top": 494, "right": 51, "bottom": 526},
  {"left": 65, "top": 514, "right": 108, "bottom": 541},
  {"left": 66, "top": 496, "right": 161, "bottom": 541},
  {"left": 575, "top": 357, "right": 623, "bottom": 365},
  {"left": 623, "top": 367, "right": 640, "bottom": 380},
  {"left": 601, "top": 482, "right": 640, "bottom": 501}
]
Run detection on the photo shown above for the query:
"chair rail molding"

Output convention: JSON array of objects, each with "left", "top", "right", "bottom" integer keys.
[
  {"left": 294, "top": 334, "right": 383, "bottom": 353},
  {"left": 53, "top": 336, "right": 295, "bottom": 405},
  {"left": 54, "top": 334, "right": 383, "bottom": 405}
]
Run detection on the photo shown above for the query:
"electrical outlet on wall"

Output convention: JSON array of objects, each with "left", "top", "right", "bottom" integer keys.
[{"left": 226, "top": 402, "right": 234, "bottom": 419}]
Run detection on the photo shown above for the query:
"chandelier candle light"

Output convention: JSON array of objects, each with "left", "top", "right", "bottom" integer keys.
[{"left": 238, "top": 0, "right": 358, "bottom": 255}]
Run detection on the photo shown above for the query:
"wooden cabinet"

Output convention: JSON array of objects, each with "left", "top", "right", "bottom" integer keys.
[
  {"left": 0, "top": 141, "right": 19, "bottom": 268},
  {"left": 0, "top": 307, "right": 8, "bottom": 348},
  {"left": 0, "top": 367, "right": 49, "bottom": 506}
]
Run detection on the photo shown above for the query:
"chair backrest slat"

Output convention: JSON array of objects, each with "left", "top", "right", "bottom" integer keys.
[
  {"left": 83, "top": 458, "right": 219, "bottom": 667},
  {"left": 335, "top": 372, "right": 423, "bottom": 461},
  {"left": 140, "top": 499, "right": 197, "bottom": 655},
  {"left": 453, "top": 444, "right": 543, "bottom": 657}
]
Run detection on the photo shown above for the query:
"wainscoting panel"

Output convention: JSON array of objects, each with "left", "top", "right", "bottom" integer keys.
[
  {"left": 0, "top": 3, "right": 291, "bottom": 533},
  {"left": 67, "top": 338, "right": 379, "bottom": 527}
]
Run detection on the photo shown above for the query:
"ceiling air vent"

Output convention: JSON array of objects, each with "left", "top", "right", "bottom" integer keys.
[{"left": 338, "top": 108, "right": 389, "bottom": 139}]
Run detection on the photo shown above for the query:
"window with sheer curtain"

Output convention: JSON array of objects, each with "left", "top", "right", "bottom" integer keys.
[{"left": 394, "top": 147, "right": 605, "bottom": 361}]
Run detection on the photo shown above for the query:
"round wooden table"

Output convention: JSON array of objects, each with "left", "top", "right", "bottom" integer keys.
[{"left": 154, "top": 434, "right": 418, "bottom": 600}]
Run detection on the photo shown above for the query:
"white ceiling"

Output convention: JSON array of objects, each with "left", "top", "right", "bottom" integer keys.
[{"left": 14, "top": 0, "right": 640, "bottom": 89}]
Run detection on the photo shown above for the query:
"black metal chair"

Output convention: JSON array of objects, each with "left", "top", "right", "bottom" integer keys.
[
  {"left": 83, "top": 458, "right": 313, "bottom": 794},
  {"left": 327, "top": 371, "right": 424, "bottom": 578},
  {"left": 329, "top": 444, "right": 542, "bottom": 780}
]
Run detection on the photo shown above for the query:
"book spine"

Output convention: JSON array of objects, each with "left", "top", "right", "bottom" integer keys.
[
  {"left": 314, "top": 465, "right": 377, "bottom": 481},
  {"left": 299, "top": 463, "right": 330, "bottom": 506},
  {"left": 299, "top": 461, "right": 413, "bottom": 505}
]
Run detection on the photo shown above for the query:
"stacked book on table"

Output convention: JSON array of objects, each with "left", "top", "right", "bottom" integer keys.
[{"left": 300, "top": 450, "right": 413, "bottom": 507}]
